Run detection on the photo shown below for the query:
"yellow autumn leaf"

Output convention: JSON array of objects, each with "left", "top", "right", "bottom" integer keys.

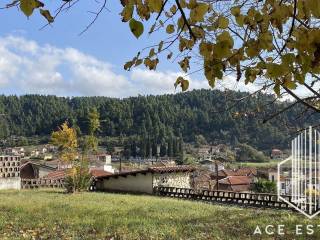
[
  {"left": 231, "top": 6, "right": 241, "bottom": 17},
  {"left": 148, "top": 0, "right": 163, "bottom": 13},
  {"left": 166, "top": 24, "right": 175, "bottom": 34},
  {"left": 20, "top": 0, "right": 44, "bottom": 17},
  {"left": 190, "top": 3, "right": 209, "bottom": 22},
  {"left": 121, "top": 4, "right": 133, "bottom": 22},
  {"left": 40, "top": 9, "right": 54, "bottom": 23},
  {"left": 181, "top": 79, "right": 189, "bottom": 91},
  {"left": 217, "top": 16, "right": 229, "bottom": 29}
]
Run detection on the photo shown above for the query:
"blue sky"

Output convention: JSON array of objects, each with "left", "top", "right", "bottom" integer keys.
[{"left": 0, "top": 1, "right": 261, "bottom": 97}]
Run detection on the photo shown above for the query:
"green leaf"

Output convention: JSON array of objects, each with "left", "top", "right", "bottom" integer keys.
[
  {"left": 20, "top": 0, "right": 44, "bottom": 17},
  {"left": 40, "top": 9, "right": 54, "bottom": 23},
  {"left": 129, "top": 18, "right": 144, "bottom": 39}
]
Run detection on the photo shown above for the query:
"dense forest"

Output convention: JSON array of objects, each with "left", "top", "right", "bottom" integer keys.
[{"left": 0, "top": 89, "right": 317, "bottom": 151}]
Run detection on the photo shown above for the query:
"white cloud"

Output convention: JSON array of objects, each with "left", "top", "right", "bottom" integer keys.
[{"left": 0, "top": 35, "right": 266, "bottom": 97}]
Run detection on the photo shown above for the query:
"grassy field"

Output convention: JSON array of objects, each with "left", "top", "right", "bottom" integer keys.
[{"left": 0, "top": 189, "right": 319, "bottom": 240}]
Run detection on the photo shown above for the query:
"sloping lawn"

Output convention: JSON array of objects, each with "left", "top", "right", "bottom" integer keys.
[{"left": 0, "top": 189, "right": 318, "bottom": 239}]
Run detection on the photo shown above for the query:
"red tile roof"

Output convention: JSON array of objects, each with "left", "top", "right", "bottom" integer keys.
[
  {"left": 96, "top": 165, "right": 195, "bottom": 179},
  {"left": 217, "top": 169, "right": 235, "bottom": 177},
  {"left": 218, "top": 176, "right": 252, "bottom": 185},
  {"left": 216, "top": 168, "right": 257, "bottom": 177},
  {"left": 44, "top": 169, "right": 67, "bottom": 180},
  {"left": 234, "top": 167, "right": 257, "bottom": 176},
  {"left": 90, "top": 169, "right": 113, "bottom": 178}
]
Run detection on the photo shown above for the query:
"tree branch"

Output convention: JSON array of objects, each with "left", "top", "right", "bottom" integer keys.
[
  {"left": 282, "top": 85, "right": 320, "bottom": 113},
  {"left": 175, "top": 0, "right": 196, "bottom": 40}
]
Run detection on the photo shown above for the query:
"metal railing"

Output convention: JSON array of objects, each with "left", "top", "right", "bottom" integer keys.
[{"left": 153, "top": 187, "right": 292, "bottom": 209}]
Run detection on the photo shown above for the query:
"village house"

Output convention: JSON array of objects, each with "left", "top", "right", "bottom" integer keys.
[
  {"left": 268, "top": 169, "right": 277, "bottom": 182},
  {"left": 20, "top": 161, "right": 56, "bottom": 179},
  {"left": 191, "top": 170, "right": 215, "bottom": 191},
  {"left": 271, "top": 149, "right": 283, "bottom": 159},
  {"left": 0, "top": 155, "right": 21, "bottom": 190},
  {"left": 44, "top": 159, "right": 73, "bottom": 170},
  {"left": 93, "top": 165, "right": 195, "bottom": 194},
  {"left": 199, "top": 159, "right": 225, "bottom": 173},
  {"left": 215, "top": 176, "right": 253, "bottom": 192},
  {"left": 3, "top": 147, "right": 25, "bottom": 157},
  {"left": 30, "top": 150, "right": 40, "bottom": 158},
  {"left": 211, "top": 167, "right": 257, "bottom": 192}
]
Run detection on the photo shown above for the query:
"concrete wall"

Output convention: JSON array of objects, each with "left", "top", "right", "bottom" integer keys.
[
  {"left": 98, "top": 173, "right": 154, "bottom": 194},
  {"left": 96, "top": 172, "right": 192, "bottom": 194},
  {"left": 153, "top": 172, "right": 191, "bottom": 188},
  {"left": 0, "top": 177, "right": 21, "bottom": 190}
]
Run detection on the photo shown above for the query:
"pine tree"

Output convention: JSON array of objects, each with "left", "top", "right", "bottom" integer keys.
[
  {"left": 160, "top": 142, "right": 167, "bottom": 157},
  {"left": 151, "top": 139, "right": 157, "bottom": 157},
  {"left": 167, "top": 138, "right": 173, "bottom": 157},
  {"left": 146, "top": 137, "right": 151, "bottom": 158},
  {"left": 140, "top": 136, "right": 147, "bottom": 158}
]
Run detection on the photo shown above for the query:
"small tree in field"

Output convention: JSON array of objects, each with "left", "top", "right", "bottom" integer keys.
[{"left": 51, "top": 121, "right": 90, "bottom": 193}]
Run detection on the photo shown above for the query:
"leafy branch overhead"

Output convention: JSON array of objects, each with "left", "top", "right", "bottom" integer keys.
[
  {"left": 4, "top": 0, "right": 320, "bottom": 112},
  {"left": 16, "top": 0, "right": 54, "bottom": 22}
]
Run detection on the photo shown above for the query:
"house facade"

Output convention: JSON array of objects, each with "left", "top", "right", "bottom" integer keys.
[{"left": 94, "top": 166, "right": 195, "bottom": 194}]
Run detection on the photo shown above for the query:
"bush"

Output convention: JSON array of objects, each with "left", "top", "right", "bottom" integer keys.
[
  {"left": 236, "top": 143, "right": 270, "bottom": 162},
  {"left": 64, "top": 165, "right": 91, "bottom": 193},
  {"left": 252, "top": 179, "right": 276, "bottom": 193}
]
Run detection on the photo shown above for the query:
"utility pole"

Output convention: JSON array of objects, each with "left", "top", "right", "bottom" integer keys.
[
  {"left": 215, "top": 160, "right": 219, "bottom": 191},
  {"left": 119, "top": 151, "right": 122, "bottom": 172}
]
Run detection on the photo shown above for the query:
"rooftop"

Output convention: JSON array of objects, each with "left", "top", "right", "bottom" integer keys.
[
  {"left": 218, "top": 176, "right": 252, "bottom": 185},
  {"left": 96, "top": 165, "right": 196, "bottom": 180}
]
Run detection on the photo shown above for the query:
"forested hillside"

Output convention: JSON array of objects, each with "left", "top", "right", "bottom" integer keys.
[{"left": 0, "top": 89, "right": 317, "bottom": 150}]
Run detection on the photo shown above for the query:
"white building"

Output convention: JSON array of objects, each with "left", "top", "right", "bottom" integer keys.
[
  {"left": 94, "top": 165, "right": 195, "bottom": 194},
  {"left": 103, "top": 154, "right": 115, "bottom": 173}
]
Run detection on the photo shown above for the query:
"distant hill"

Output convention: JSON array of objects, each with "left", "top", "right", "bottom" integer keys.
[{"left": 0, "top": 89, "right": 317, "bottom": 150}]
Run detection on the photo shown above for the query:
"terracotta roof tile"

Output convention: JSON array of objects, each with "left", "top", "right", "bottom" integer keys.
[
  {"left": 234, "top": 167, "right": 257, "bottom": 176},
  {"left": 44, "top": 169, "right": 66, "bottom": 180},
  {"left": 96, "top": 165, "right": 195, "bottom": 179},
  {"left": 90, "top": 169, "right": 113, "bottom": 178},
  {"left": 218, "top": 176, "right": 252, "bottom": 185}
]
